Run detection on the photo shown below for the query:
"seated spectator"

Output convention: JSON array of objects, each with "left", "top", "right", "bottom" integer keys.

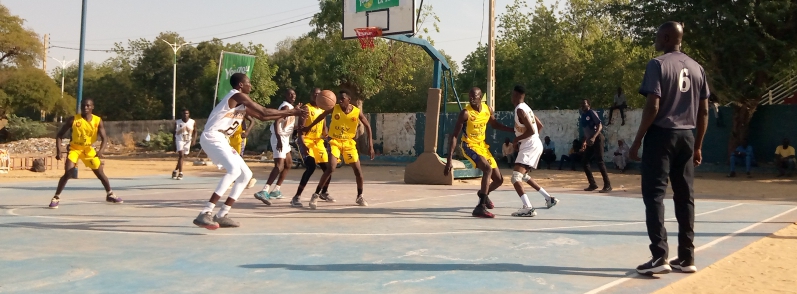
[
  {"left": 558, "top": 139, "right": 583, "bottom": 171},
  {"left": 775, "top": 138, "right": 796, "bottom": 177},
  {"left": 541, "top": 136, "right": 556, "bottom": 169},
  {"left": 607, "top": 87, "right": 627, "bottom": 126},
  {"left": 502, "top": 138, "right": 516, "bottom": 167},
  {"left": 728, "top": 139, "right": 753, "bottom": 178},
  {"left": 612, "top": 139, "right": 630, "bottom": 172}
]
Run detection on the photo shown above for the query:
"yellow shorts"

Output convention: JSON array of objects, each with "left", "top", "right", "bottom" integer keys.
[
  {"left": 229, "top": 136, "right": 245, "bottom": 155},
  {"left": 329, "top": 138, "right": 358, "bottom": 164},
  {"left": 299, "top": 138, "right": 329, "bottom": 163},
  {"left": 461, "top": 141, "right": 497, "bottom": 169},
  {"left": 68, "top": 145, "right": 102, "bottom": 170}
]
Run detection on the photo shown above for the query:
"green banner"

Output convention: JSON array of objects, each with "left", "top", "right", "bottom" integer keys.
[
  {"left": 355, "top": 0, "right": 400, "bottom": 12},
  {"left": 215, "top": 52, "right": 256, "bottom": 103}
]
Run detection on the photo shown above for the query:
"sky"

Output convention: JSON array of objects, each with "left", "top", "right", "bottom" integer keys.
[{"left": 4, "top": 0, "right": 559, "bottom": 74}]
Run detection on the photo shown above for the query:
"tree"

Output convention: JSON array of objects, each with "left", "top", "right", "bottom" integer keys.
[
  {"left": 614, "top": 0, "right": 797, "bottom": 152},
  {"left": 0, "top": 4, "right": 43, "bottom": 68},
  {"left": 0, "top": 67, "right": 64, "bottom": 118}
]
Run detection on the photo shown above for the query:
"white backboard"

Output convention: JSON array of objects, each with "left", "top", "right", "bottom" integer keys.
[{"left": 342, "top": 0, "right": 416, "bottom": 40}]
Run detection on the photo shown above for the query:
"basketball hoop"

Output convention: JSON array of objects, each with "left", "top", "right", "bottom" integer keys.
[{"left": 354, "top": 27, "right": 382, "bottom": 49}]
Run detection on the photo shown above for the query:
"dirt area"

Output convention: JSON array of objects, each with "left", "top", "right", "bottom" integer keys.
[{"left": 1, "top": 155, "right": 795, "bottom": 292}]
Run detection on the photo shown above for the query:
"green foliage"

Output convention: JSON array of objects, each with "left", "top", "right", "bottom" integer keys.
[
  {"left": 0, "top": 67, "right": 66, "bottom": 118},
  {"left": 0, "top": 4, "right": 43, "bottom": 68},
  {"left": 141, "top": 127, "right": 174, "bottom": 151},
  {"left": 458, "top": 0, "right": 651, "bottom": 111},
  {"left": 3, "top": 114, "right": 50, "bottom": 141}
]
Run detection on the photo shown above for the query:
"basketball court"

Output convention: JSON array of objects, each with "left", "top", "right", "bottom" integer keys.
[{"left": 1, "top": 174, "right": 795, "bottom": 293}]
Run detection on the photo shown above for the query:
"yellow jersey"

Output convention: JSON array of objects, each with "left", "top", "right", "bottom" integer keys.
[
  {"left": 462, "top": 102, "right": 490, "bottom": 145},
  {"left": 329, "top": 104, "right": 360, "bottom": 140},
  {"left": 304, "top": 103, "right": 325, "bottom": 139},
  {"left": 71, "top": 114, "right": 101, "bottom": 147}
]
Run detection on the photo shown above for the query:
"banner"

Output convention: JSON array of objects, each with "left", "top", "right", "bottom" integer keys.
[
  {"left": 214, "top": 51, "right": 256, "bottom": 104},
  {"left": 356, "top": 0, "right": 400, "bottom": 12}
]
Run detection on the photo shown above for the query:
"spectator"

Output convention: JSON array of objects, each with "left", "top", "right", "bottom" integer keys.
[
  {"left": 709, "top": 95, "right": 724, "bottom": 127},
  {"left": 775, "top": 138, "right": 795, "bottom": 177},
  {"left": 612, "top": 139, "right": 630, "bottom": 172},
  {"left": 558, "top": 139, "right": 583, "bottom": 171},
  {"left": 608, "top": 87, "right": 627, "bottom": 126},
  {"left": 728, "top": 140, "right": 753, "bottom": 178},
  {"left": 502, "top": 138, "right": 516, "bottom": 167},
  {"left": 541, "top": 136, "right": 556, "bottom": 169}
]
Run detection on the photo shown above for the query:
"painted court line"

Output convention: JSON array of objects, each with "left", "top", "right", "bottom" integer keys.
[{"left": 584, "top": 205, "right": 797, "bottom": 294}]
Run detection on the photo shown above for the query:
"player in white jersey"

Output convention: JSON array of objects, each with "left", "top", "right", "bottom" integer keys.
[
  {"left": 172, "top": 109, "right": 196, "bottom": 180},
  {"left": 193, "top": 73, "right": 306, "bottom": 230},
  {"left": 255, "top": 89, "right": 297, "bottom": 204},
  {"left": 508, "top": 85, "right": 559, "bottom": 217}
]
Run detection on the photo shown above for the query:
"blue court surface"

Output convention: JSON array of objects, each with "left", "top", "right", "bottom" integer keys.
[{"left": 1, "top": 174, "right": 795, "bottom": 293}]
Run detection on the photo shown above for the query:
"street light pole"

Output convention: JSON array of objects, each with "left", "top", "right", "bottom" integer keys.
[
  {"left": 161, "top": 39, "right": 189, "bottom": 120},
  {"left": 51, "top": 57, "right": 75, "bottom": 123}
]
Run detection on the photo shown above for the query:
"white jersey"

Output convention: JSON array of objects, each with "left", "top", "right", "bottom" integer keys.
[
  {"left": 270, "top": 101, "right": 295, "bottom": 137},
  {"left": 175, "top": 118, "right": 196, "bottom": 141},
  {"left": 514, "top": 102, "right": 539, "bottom": 143},
  {"left": 203, "top": 89, "right": 246, "bottom": 142}
]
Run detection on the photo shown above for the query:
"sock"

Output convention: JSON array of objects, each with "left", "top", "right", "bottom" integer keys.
[
  {"left": 520, "top": 194, "right": 532, "bottom": 207},
  {"left": 538, "top": 188, "right": 551, "bottom": 201},
  {"left": 275, "top": 185, "right": 281, "bottom": 192},
  {"left": 261, "top": 184, "right": 271, "bottom": 193},
  {"left": 216, "top": 204, "right": 231, "bottom": 218},
  {"left": 53, "top": 195, "right": 60, "bottom": 199},
  {"left": 173, "top": 169, "right": 178, "bottom": 173},
  {"left": 106, "top": 191, "right": 114, "bottom": 196},
  {"left": 201, "top": 202, "right": 216, "bottom": 214}
]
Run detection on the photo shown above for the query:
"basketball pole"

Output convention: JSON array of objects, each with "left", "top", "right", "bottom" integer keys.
[
  {"left": 486, "top": 0, "right": 496, "bottom": 109},
  {"left": 73, "top": 0, "right": 88, "bottom": 179}
]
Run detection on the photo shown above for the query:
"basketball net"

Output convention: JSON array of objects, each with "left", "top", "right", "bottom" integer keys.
[{"left": 354, "top": 27, "right": 382, "bottom": 50}]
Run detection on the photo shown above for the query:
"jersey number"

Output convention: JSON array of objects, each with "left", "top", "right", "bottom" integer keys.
[
  {"left": 678, "top": 68, "right": 691, "bottom": 93},
  {"left": 223, "top": 121, "right": 240, "bottom": 136}
]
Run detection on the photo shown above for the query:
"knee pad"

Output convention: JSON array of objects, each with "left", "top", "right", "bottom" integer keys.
[
  {"left": 522, "top": 173, "right": 531, "bottom": 182},
  {"left": 511, "top": 171, "right": 524, "bottom": 184}
]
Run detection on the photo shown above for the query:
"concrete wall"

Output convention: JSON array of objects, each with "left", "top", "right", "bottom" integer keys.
[{"left": 102, "top": 119, "right": 207, "bottom": 143}]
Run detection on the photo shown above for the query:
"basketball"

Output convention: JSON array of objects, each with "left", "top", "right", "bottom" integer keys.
[{"left": 317, "top": 90, "right": 337, "bottom": 110}]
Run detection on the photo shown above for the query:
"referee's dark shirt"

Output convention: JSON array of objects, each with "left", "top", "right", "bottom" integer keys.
[{"left": 638, "top": 52, "right": 710, "bottom": 129}]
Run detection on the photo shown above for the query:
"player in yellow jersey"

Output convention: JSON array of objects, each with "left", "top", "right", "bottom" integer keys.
[
  {"left": 303, "top": 90, "right": 374, "bottom": 209},
  {"left": 444, "top": 87, "right": 514, "bottom": 218},
  {"left": 49, "top": 99, "right": 122, "bottom": 209},
  {"left": 228, "top": 115, "right": 253, "bottom": 156}
]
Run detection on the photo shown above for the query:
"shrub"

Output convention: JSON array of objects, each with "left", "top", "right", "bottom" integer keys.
[
  {"left": 3, "top": 115, "right": 51, "bottom": 141},
  {"left": 141, "top": 127, "right": 173, "bottom": 151}
]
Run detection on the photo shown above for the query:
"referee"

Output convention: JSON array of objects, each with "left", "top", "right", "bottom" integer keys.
[{"left": 629, "top": 21, "right": 710, "bottom": 275}]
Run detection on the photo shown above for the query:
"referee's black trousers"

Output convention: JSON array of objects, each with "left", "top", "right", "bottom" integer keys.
[{"left": 641, "top": 126, "right": 695, "bottom": 262}]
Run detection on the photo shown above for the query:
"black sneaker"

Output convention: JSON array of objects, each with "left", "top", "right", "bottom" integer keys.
[
  {"left": 471, "top": 205, "right": 495, "bottom": 218},
  {"left": 290, "top": 196, "right": 303, "bottom": 208},
  {"left": 171, "top": 171, "right": 178, "bottom": 179},
  {"left": 669, "top": 258, "right": 697, "bottom": 273},
  {"left": 727, "top": 171, "right": 736, "bottom": 178},
  {"left": 584, "top": 185, "right": 599, "bottom": 191},
  {"left": 636, "top": 257, "right": 672, "bottom": 275},
  {"left": 599, "top": 186, "right": 613, "bottom": 193}
]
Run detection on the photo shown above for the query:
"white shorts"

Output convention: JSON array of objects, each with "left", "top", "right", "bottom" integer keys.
[
  {"left": 515, "top": 136, "right": 543, "bottom": 169},
  {"left": 201, "top": 135, "right": 247, "bottom": 171},
  {"left": 270, "top": 133, "right": 291, "bottom": 159},
  {"left": 175, "top": 139, "right": 191, "bottom": 155}
]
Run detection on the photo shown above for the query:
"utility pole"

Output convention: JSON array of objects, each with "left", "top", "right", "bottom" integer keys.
[
  {"left": 486, "top": 0, "right": 496, "bottom": 109},
  {"left": 162, "top": 39, "right": 189, "bottom": 120},
  {"left": 42, "top": 34, "right": 49, "bottom": 71},
  {"left": 41, "top": 34, "right": 49, "bottom": 121}
]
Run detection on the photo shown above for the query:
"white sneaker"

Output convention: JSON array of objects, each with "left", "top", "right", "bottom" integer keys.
[
  {"left": 511, "top": 206, "right": 537, "bottom": 217},
  {"left": 309, "top": 193, "right": 320, "bottom": 210},
  {"left": 546, "top": 197, "right": 559, "bottom": 209},
  {"left": 246, "top": 178, "right": 257, "bottom": 189}
]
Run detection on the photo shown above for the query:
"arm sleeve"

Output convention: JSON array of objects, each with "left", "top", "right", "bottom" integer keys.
[
  {"left": 638, "top": 60, "right": 662, "bottom": 97},
  {"left": 699, "top": 67, "right": 711, "bottom": 100}
]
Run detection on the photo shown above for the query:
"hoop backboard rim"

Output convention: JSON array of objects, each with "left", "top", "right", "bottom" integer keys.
[{"left": 342, "top": 0, "right": 416, "bottom": 40}]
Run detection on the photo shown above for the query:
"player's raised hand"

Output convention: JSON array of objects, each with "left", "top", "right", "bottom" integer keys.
[{"left": 292, "top": 103, "right": 308, "bottom": 118}]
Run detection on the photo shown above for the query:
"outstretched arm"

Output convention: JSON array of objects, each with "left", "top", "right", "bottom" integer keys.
[
  {"left": 444, "top": 110, "right": 468, "bottom": 176},
  {"left": 359, "top": 112, "right": 375, "bottom": 160},
  {"left": 302, "top": 109, "right": 333, "bottom": 132},
  {"left": 296, "top": 105, "right": 308, "bottom": 142},
  {"left": 232, "top": 93, "right": 304, "bottom": 121},
  {"left": 488, "top": 106, "right": 513, "bottom": 132},
  {"left": 55, "top": 117, "right": 74, "bottom": 161}
]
